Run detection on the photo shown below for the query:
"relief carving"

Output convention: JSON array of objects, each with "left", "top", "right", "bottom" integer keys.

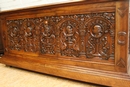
[
  {"left": 59, "top": 20, "right": 80, "bottom": 57},
  {"left": 22, "top": 19, "right": 39, "bottom": 52},
  {"left": 117, "top": 58, "right": 126, "bottom": 67},
  {"left": 7, "top": 20, "right": 21, "bottom": 51},
  {"left": 7, "top": 12, "right": 115, "bottom": 60},
  {"left": 79, "top": 30, "right": 86, "bottom": 56},
  {"left": 117, "top": 31, "right": 126, "bottom": 45},
  {"left": 85, "top": 13, "right": 115, "bottom": 60},
  {"left": 117, "top": 7, "right": 128, "bottom": 18},
  {"left": 40, "top": 20, "right": 56, "bottom": 54}
]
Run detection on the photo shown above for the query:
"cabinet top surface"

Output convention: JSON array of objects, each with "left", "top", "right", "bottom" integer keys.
[{"left": 0, "top": 0, "right": 128, "bottom": 15}]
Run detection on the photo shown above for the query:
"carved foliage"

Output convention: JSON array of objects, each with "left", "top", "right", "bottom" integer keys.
[
  {"left": 40, "top": 20, "right": 56, "bottom": 54},
  {"left": 59, "top": 20, "right": 80, "bottom": 57},
  {"left": 85, "top": 13, "right": 115, "bottom": 60},
  {"left": 22, "top": 19, "right": 39, "bottom": 52},
  {"left": 7, "top": 19, "right": 40, "bottom": 52},
  {"left": 7, "top": 12, "right": 115, "bottom": 60},
  {"left": 7, "top": 20, "right": 21, "bottom": 50}
]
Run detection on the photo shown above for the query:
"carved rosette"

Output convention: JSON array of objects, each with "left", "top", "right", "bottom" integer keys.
[
  {"left": 59, "top": 20, "right": 80, "bottom": 57},
  {"left": 85, "top": 17, "right": 115, "bottom": 60}
]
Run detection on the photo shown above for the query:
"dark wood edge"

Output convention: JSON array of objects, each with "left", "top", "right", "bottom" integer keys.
[{"left": 0, "top": 0, "right": 127, "bottom": 15}]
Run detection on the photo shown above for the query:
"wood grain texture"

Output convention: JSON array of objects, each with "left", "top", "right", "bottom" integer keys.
[
  {"left": 0, "top": 0, "right": 130, "bottom": 87},
  {"left": 0, "top": 63, "right": 102, "bottom": 87}
]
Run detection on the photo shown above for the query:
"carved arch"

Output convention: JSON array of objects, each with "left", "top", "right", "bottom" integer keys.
[
  {"left": 21, "top": 19, "right": 39, "bottom": 52},
  {"left": 39, "top": 20, "right": 56, "bottom": 54},
  {"left": 85, "top": 17, "right": 115, "bottom": 60},
  {"left": 58, "top": 19, "right": 80, "bottom": 57}
]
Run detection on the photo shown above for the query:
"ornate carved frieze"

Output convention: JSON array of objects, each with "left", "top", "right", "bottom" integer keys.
[{"left": 7, "top": 12, "right": 115, "bottom": 60}]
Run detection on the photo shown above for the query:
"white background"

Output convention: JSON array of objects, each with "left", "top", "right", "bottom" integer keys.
[{"left": 0, "top": 0, "right": 81, "bottom": 11}]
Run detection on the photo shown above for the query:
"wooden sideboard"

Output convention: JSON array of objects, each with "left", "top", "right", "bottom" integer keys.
[{"left": 0, "top": 0, "right": 130, "bottom": 87}]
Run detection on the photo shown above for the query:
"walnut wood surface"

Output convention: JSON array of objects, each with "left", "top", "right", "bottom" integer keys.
[{"left": 0, "top": 0, "right": 130, "bottom": 87}]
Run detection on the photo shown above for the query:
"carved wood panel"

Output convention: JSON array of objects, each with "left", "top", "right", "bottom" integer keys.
[
  {"left": 39, "top": 18, "right": 56, "bottom": 54},
  {"left": 59, "top": 19, "right": 80, "bottom": 57},
  {"left": 85, "top": 13, "right": 115, "bottom": 60},
  {"left": 22, "top": 19, "right": 39, "bottom": 52},
  {"left": 7, "top": 20, "right": 21, "bottom": 51},
  {"left": 7, "top": 12, "right": 115, "bottom": 60}
]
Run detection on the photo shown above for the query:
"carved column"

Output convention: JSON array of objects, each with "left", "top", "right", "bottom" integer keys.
[
  {"left": 79, "top": 29, "right": 86, "bottom": 57},
  {"left": 115, "top": 1, "right": 129, "bottom": 72}
]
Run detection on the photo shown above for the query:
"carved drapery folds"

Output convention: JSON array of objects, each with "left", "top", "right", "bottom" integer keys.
[{"left": 7, "top": 12, "right": 115, "bottom": 60}]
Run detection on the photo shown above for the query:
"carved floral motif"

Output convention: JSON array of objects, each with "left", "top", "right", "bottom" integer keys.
[
  {"left": 85, "top": 17, "right": 115, "bottom": 60},
  {"left": 7, "top": 20, "right": 21, "bottom": 50},
  {"left": 22, "top": 19, "right": 36, "bottom": 52},
  {"left": 7, "top": 12, "right": 115, "bottom": 60}
]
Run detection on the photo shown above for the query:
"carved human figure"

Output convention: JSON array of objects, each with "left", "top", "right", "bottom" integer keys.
[
  {"left": 60, "top": 23, "right": 79, "bottom": 57},
  {"left": 66, "top": 25, "right": 73, "bottom": 44},
  {"left": 92, "top": 25, "right": 102, "bottom": 38},
  {"left": 40, "top": 21, "right": 56, "bottom": 54},
  {"left": 25, "top": 23, "right": 33, "bottom": 37}
]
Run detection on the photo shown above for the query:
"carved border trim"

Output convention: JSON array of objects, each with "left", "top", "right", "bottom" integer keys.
[{"left": 117, "top": 58, "right": 126, "bottom": 67}]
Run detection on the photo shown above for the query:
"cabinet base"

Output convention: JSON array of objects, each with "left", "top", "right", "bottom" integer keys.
[{"left": 0, "top": 55, "right": 130, "bottom": 87}]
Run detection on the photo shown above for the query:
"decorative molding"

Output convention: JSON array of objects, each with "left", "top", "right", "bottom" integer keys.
[
  {"left": 117, "top": 7, "right": 128, "bottom": 18},
  {"left": 117, "top": 58, "right": 126, "bottom": 68},
  {"left": 117, "top": 31, "right": 126, "bottom": 45}
]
